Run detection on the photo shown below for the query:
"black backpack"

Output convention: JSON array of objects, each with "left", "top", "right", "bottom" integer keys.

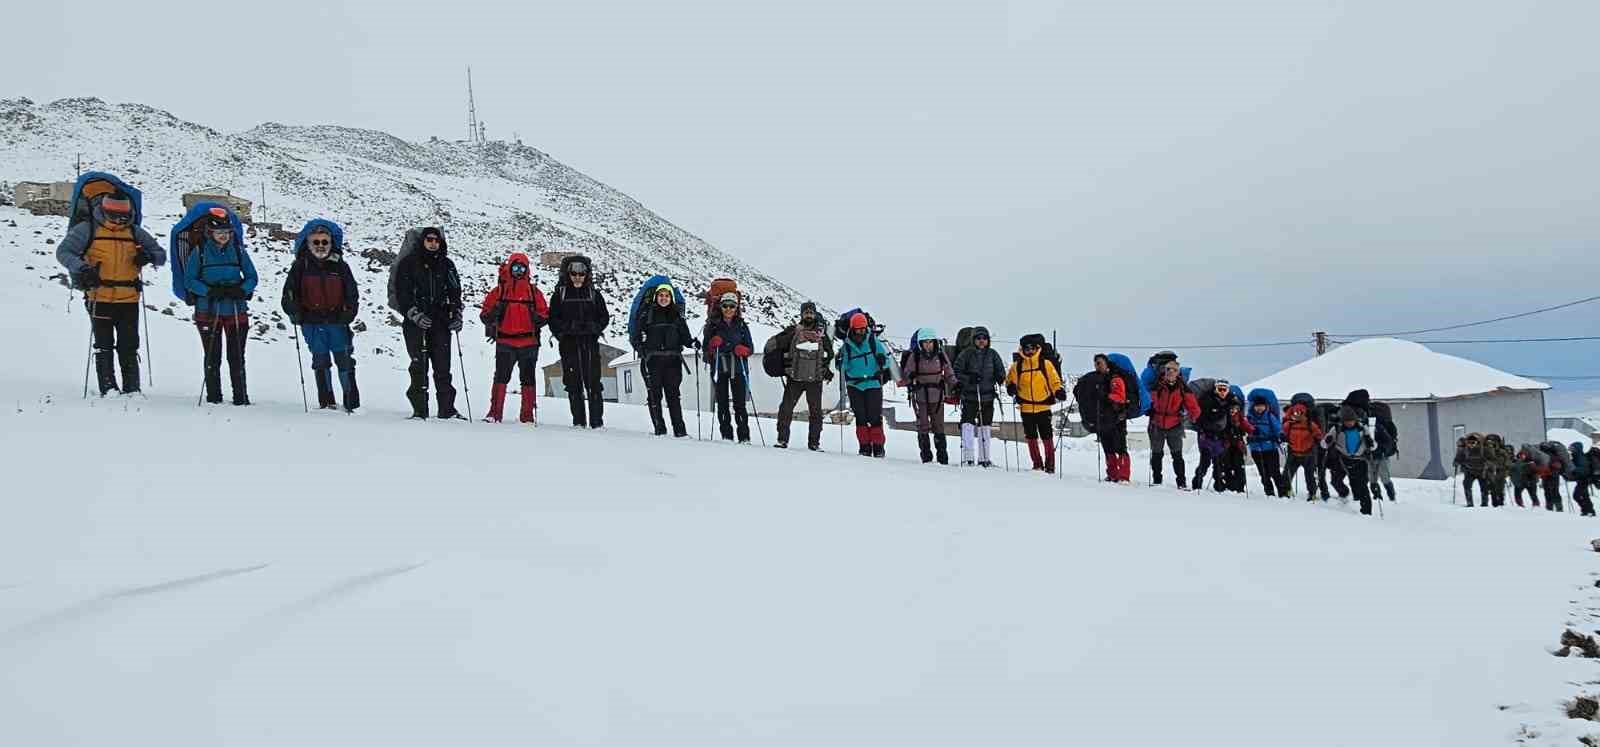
[{"left": 762, "top": 325, "right": 796, "bottom": 378}]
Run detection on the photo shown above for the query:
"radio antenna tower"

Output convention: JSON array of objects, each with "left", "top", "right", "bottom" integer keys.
[{"left": 466, "top": 66, "right": 483, "bottom": 145}]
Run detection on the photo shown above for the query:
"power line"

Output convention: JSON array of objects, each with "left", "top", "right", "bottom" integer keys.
[
  {"left": 1053, "top": 340, "right": 1310, "bottom": 350},
  {"left": 1331, "top": 335, "right": 1600, "bottom": 346},
  {"left": 1329, "top": 294, "right": 1600, "bottom": 338}
]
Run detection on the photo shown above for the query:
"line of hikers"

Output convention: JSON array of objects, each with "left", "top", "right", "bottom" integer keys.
[
  {"left": 1453, "top": 434, "right": 1600, "bottom": 515},
  {"left": 58, "top": 171, "right": 1577, "bottom": 519}
]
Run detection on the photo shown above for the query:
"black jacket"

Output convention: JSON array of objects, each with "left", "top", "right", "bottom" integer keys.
[
  {"left": 282, "top": 253, "right": 358, "bottom": 325},
  {"left": 394, "top": 249, "right": 462, "bottom": 320},
  {"left": 1196, "top": 389, "right": 1244, "bottom": 436},
  {"left": 953, "top": 346, "right": 1006, "bottom": 402},
  {"left": 633, "top": 302, "right": 694, "bottom": 357},
  {"left": 550, "top": 283, "right": 610, "bottom": 338}
]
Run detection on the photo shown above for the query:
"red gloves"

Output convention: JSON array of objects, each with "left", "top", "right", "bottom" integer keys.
[
  {"left": 709, "top": 335, "right": 724, "bottom": 350},
  {"left": 734, "top": 344, "right": 752, "bottom": 358}
]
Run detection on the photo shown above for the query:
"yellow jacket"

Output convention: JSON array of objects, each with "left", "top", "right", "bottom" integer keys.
[{"left": 1006, "top": 351, "right": 1063, "bottom": 414}]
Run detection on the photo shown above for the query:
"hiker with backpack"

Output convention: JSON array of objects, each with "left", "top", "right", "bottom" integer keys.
[
  {"left": 952, "top": 326, "right": 1006, "bottom": 467},
  {"left": 1072, "top": 353, "right": 1133, "bottom": 481},
  {"left": 478, "top": 252, "right": 548, "bottom": 424},
  {"left": 837, "top": 311, "right": 891, "bottom": 457},
  {"left": 1193, "top": 380, "right": 1252, "bottom": 492},
  {"left": 178, "top": 206, "right": 257, "bottom": 406},
  {"left": 1568, "top": 441, "right": 1597, "bottom": 517},
  {"left": 703, "top": 292, "right": 755, "bottom": 443},
  {"left": 1323, "top": 405, "right": 1377, "bottom": 515},
  {"left": 1245, "top": 389, "right": 1286, "bottom": 496},
  {"left": 1282, "top": 396, "right": 1325, "bottom": 500},
  {"left": 769, "top": 301, "right": 834, "bottom": 451},
  {"left": 1510, "top": 445, "right": 1542, "bottom": 508},
  {"left": 900, "top": 328, "right": 957, "bottom": 465},
  {"left": 1455, "top": 433, "right": 1489, "bottom": 506},
  {"left": 1315, "top": 402, "right": 1351, "bottom": 499},
  {"left": 1481, "top": 434, "right": 1510, "bottom": 507},
  {"left": 1368, "top": 411, "right": 1399, "bottom": 502},
  {"left": 1005, "top": 337, "right": 1063, "bottom": 474},
  {"left": 281, "top": 220, "right": 360, "bottom": 412},
  {"left": 1146, "top": 357, "right": 1201, "bottom": 489},
  {"left": 391, "top": 227, "right": 465, "bottom": 419},
  {"left": 1538, "top": 442, "right": 1571, "bottom": 512},
  {"left": 628, "top": 279, "right": 695, "bottom": 437},
  {"left": 547, "top": 255, "right": 610, "bottom": 428},
  {"left": 56, "top": 173, "right": 164, "bottom": 397}
]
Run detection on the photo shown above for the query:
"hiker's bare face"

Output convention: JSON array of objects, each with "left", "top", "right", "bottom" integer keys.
[
  {"left": 423, "top": 236, "right": 441, "bottom": 252},
  {"left": 210, "top": 229, "right": 233, "bottom": 245},
  {"left": 570, "top": 272, "right": 587, "bottom": 287},
  {"left": 921, "top": 340, "right": 935, "bottom": 353},
  {"left": 309, "top": 234, "right": 333, "bottom": 259},
  {"left": 1095, "top": 359, "right": 1109, "bottom": 374},
  {"left": 656, "top": 290, "right": 672, "bottom": 307}
]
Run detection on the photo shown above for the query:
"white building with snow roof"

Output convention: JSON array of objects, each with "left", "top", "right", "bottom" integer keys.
[{"left": 1246, "top": 338, "right": 1549, "bottom": 480}]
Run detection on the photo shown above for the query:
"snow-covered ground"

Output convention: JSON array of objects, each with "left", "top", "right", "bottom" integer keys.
[{"left": 5, "top": 206, "right": 1600, "bottom": 745}]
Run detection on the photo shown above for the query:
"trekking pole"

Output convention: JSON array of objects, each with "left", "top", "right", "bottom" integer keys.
[
  {"left": 1451, "top": 467, "right": 1458, "bottom": 505},
  {"left": 838, "top": 374, "right": 846, "bottom": 454},
  {"left": 138, "top": 270, "right": 153, "bottom": 387},
  {"left": 455, "top": 330, "right": 473, "bottom": 421},
  {"left": 81, "top": 294, "right": 98, "bottom": 399},
  {"left": 740, "top": 358, "right": 766, "bottom": 446},
  {"left": 291, "top": 323, "right": 310, "bottom": 412},
  {"left": 1095, "top": 433, "right": 1102, "bottom": 482},
  {"left": 694, "top": 353, "right": 703, "bottom": 440}
]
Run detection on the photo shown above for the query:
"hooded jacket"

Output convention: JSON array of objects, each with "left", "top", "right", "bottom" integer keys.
[
  {"left": 393, "top": 228, "right": 462, "bottom": 320},
  {"left": 1007, "top": 347, "right": 1066, "bottom": 415},
  {"left": 548, "top": 254, "right": 610, "bottom": 339},
  {"left": 901, "top": 341, "right": 956, "bottom": 406},
  {"left": 1148, "top": 374, "right": 1200, "bottom": 431},
  {"left": 632, "top": 285, "right": 694, "bottom": 358},
  {"left": 838, "top": 331, "right": 890, "bottom": 391},
  {"left": 480, "top": 252, "right": 549, "bottom": 347},
  {"left": 1323, "top": 406, "right": 1373, "bottom": 460},
  {"left": 282, "top": 219, "right": 358, "bottom": 326},
  {"left": 183, "top": 234, "right": 258, "bottom": 316},
  {"left": 1281, "top": 404, "right": 1324, "bottom": 456},
  {"left": 1481, "top": 435, "right": 1511, "bottom": 482},
  {"left": 952, "top": 328, "right": 1005, "bottom": 402},
  {"left": 786, "top": 317, "right": 834, "bottom": 383},
  {"left": 1246, "top": 396, "right": 1285, "bottom": 453}
]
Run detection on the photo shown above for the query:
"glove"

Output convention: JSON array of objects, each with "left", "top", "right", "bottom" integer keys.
[
  {"left": 407, "top": 307, "right": 433, "bottom": 329},
  {"left": 75, "top": 265, "right": 100, "bottom": 289},
  {"left": 449, "top": 316, "right": 463, "bottom": 332},
  {"left": 709, "top": 335, "right": 724, "bottom": 350},
  {"left": 688, "top": 338, "right": 702, "bottom": 350},
  {"left": 1006, "top": 383, "right": 1018, "bottom": 397},
  {"left": 484, "top": 323, "right": 498, "bottom": 341},
  {"left": 823, "top": 370, "right": 834, "bottom": 383},
  {"left": 877, "top": 369, "right": 892, "bottom": 384},
  {"left": 134, "top": 249, "right": 153, "bottom": 267},
  {"left": 733, "top": 344, "right": 751, "bottom": 358},
  {"left": 1054, "top": 388, "right": 1067, "bottom": 402}
]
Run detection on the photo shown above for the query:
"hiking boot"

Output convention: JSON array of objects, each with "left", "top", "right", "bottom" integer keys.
[
  {"left": 117, "top": 352, "right": 140, "bottom": 395},
  {"left": 978, "top": 460, "right": 994, "bottom": 468},
  {"left": 774, "top": 441, "right": 788, "bottom": 449},
  {"left": 808, "top": 445, "right": 823, "bottom": 452},
  {"left": 485, "top": 383, "right": 507, "bottom": 423},
  {"left": 918, "top": 433, "right": 933, "bottom": 464},
  {"left": 871, "top": 444, "right": 886, "bottom": 458},
  {"left": 933, "top": 433, "right": 948, "bottom": 465},
  {"left": 1150, "top": 454, "right": 1163, "bottom": 485},
  {"left": 94, "top": 351, "right": 118, "bottom": 396}
]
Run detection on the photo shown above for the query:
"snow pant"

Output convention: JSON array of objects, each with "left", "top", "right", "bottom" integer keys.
[
  {"left": 848, "top": 387, "right": 886, "bottom": 455},
  {"left": 195, "top": 312, "right": 248, "bottom": 405},
  {"left": 1461, "top": 473, "right": 1484, "bottom": 506},
  {"left": 1486, "top": 475, "right": 1506, "bottom": 507},
  {"left": 1320, "top": 450, "right": 1349, "bottom": 498},
  {"left": 712, "top": 361, "right": 751, "bottom": 441},
  {"left": 558, "top": 336, "right": 603, "bottom": 427},
  {"left": 643, "top": 354, "right": 687, "bottom": 436},
  {"left": 88, "top": 300, "right": 140, "bottom": 395},
  {"left": 1514, "top": 480, "right": 1540, "bottom": 507},
  {"left": 303, "top": 323, "right": 358, "bottom": 410},
  {"left": 1285, "top": 452, "right": 1318, "bottom": 498},
  {"left": 1220, "top": 441, "right": 1248, "bottom": 493},
  {"left": 1543, "top": 475, "right": 1564, "bottom": 512},
  {"left": 776, "top": 379, "right": 824, "bottom": 449},
  {"left": 911, "top": 398, "right": 949, "bottom": 464},
  {"left": 1343, "top": 458, "right": 1373, "bottom": 515},
  {"left": 1251, "top": 449, "right": 1283, "bottom": 496},
  {"left": 1573, "top": 478, "right": 1596, "bottom": 516},
  {"left": 1019, "top": 410, "right": 1054, "bottom": 471},
  {"left": 1194, "top": 433, "right": 1227, "bottom": 491},
  {"left": 1148, "top": 423, "right": 1187, "bottom": 487},
  {"left": 1368, "top": 455, "right": 1395, "bottom": 501},
  {"left": 484, "top": 343, "right": 540, "bottom": 423},
  {"left": 403, "top": 322, "right": 456, "bottom": 418},
  {"left": 960, "top": 398, "right": 996, "bottom": 464},
  {"left": 1098, "top": 419, "right": 1129, "bottom": 481}
]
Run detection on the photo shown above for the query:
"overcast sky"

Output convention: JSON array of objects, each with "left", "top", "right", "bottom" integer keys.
[{"left": 7, "top": 0, "right": 1598, "bottom": 407}]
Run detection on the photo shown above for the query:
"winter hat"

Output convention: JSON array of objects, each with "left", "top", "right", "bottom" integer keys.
[
  {"left": 718, "top": 292, "right": 739, "bottom": 306},
  {"left": 654, "top": 283, "right": 675, "bottom": 296},
  {"left": 1337, "top": 404, "right": 1361, "bottom": 423},
  {"left": 1162, "top": 360, "right": 1180, "bottom": 374},
  {"left": 849, "top": 312, "right": 869, "bottom": 330},
  {"left": 1020, "top": 333, "right": 1047, "bottom": 350},
  {"left": 1214, "top": 378, "right": 1230, "bottom": 387},
  {"left": 972, "top": 326, "right": 990, "bottom": 340},
  {"left": 203, "top": 209, "right": 232, "bottom": 232},
  {"left": 420, "top": 227, "right": 443, "bottom": 242},
  {"left": 913, "top": 328, "right": 938, "bottom": 347},
  {"left": 800, "top": 301, "right": 818, "bottom": 315}
]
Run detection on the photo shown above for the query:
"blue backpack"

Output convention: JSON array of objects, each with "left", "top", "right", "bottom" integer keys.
[
  {"left": 1106, "top": 353, "right": 1152, "bottom": 417},
  {"left": 169, "top": 202, "right": 246, "bottom": 305},
  {"left": 627, "top": 274, "right": 685, "bottom": 344}
]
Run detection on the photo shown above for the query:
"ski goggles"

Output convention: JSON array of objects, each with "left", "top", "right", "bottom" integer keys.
[
  {"left": 99, "top": 197, "right": 133, "bottom": 223},
  {"left": 510, "top": 262, "right": 528, "bottom": 277},
  {"left": 568, "top": 261, "right": 589, "bottom": 274}
]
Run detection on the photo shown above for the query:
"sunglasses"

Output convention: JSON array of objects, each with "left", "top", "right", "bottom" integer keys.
[
  {"left": 310, "top": 239, "right": 332, "bottom": 248},
  {"left": 1024, "top": 344, "right": 1041, "bottom": 351},
  {"left": 720, "top": 302, "right": 737, "bottom": 308},
  {"left": 570, "top": 271, "right": 588, "bottom": 277},
  {"left": 510, "top": 264, "right": 528, "bottom": 276}
]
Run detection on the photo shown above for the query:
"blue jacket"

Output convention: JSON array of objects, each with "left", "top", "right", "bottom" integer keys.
[
  {"left": 838, "top": 334, "right": 890, "bottom": 391},
  {"left": 1246, "top": 406, "right": 1284, "bottom": 452},
  {"left": 183, "top": 237, "right": 259, "bottom": 316}
]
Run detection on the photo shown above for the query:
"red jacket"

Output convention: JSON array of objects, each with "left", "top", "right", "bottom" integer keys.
[
  {"left": 1282, "top": 404, "right": 1324, "bottom": 456},
  {"left": 479, "top": 252, "right": 549, "bottom": 348},
  {"left": 1148, "top": 380, "right": 1200, "bottom": 430}
]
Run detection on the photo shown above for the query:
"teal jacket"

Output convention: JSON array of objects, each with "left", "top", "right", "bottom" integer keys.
[{"left": 837, "top": 334, "right": 889, "bottom": 391}]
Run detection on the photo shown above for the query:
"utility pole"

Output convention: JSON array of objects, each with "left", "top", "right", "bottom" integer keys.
[
  {"left": 260, "top": 181, "right": 267, "bottom": 224},
  {"left": 75, "top": 153, "right": 81, "bottom": 178},
  {"left": 1314, "top": 331, "right": 1327, "bottom": 356}
]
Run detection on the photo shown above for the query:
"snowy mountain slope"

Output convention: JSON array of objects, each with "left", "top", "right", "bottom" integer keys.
[
  {"left": 0, "top": 96, "right": 817, "bottom": 338},
  {"left": 3, "top": 206, "right": 1600, "bottom": 744}
]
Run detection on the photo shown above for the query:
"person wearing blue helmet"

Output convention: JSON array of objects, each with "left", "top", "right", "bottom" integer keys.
[{"left": 899, "top": 328, "right": 956, "bottom": 464}]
